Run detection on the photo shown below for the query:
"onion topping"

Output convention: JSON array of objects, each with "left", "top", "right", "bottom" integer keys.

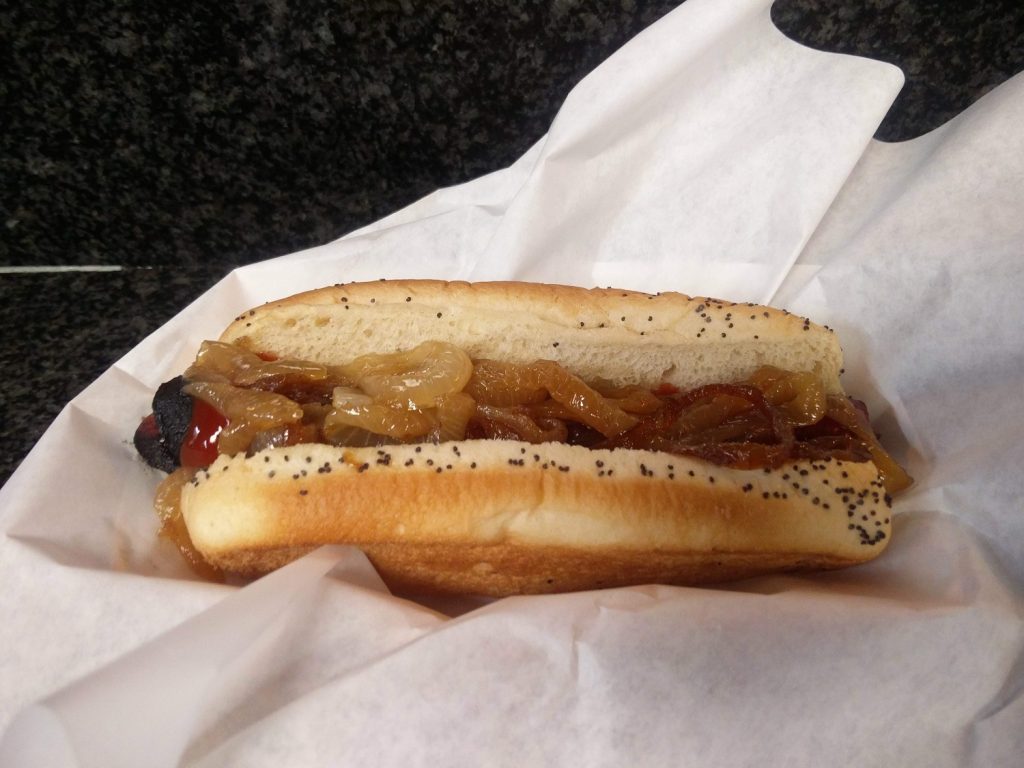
[
  {"left": 164, "top": 340, "right": 911, "bottom": 494},
  {"left": 340, "top": 341, "right": 473, "bottom": 409}
]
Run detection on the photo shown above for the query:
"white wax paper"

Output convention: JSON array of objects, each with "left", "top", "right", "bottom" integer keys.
[{"left": 2, "top": 0, "right": 1023, "bottom": 764}]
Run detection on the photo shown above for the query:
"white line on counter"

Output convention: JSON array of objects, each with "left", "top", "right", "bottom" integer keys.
[{"left": 0, "top": 265, "right": 127, "bottom": 273}]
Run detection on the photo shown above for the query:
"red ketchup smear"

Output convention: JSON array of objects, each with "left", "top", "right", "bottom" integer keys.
[{"left": 179, "top": 399, "right": 228, "bottom": 468}]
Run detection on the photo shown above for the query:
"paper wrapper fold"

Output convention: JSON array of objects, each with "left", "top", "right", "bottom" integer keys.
[{"left": 2, "top": 0, "right": 1023, "bottom": 764}]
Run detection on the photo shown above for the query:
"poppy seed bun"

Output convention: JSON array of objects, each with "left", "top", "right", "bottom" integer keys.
[
  {"left": 177, "top": 280, "right": 889, "bottom": 595},
  {"left": 221, "top": 281, "right": 844, "bottom": 394},
  {"left": 183, "top": 441, "right": 891, "bottom": 595}
]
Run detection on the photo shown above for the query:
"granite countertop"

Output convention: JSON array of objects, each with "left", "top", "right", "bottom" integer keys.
[{"left": 1, "top": 0, "right": 1021, "bottom": 486}]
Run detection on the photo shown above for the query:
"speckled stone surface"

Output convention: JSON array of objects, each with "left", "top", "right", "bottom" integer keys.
[
  {"left": 773, "top": 0, "right": 1024, "bottom": 140},
  {"left": 1, "top": 0, "right": 1022, "bottom": 485}
]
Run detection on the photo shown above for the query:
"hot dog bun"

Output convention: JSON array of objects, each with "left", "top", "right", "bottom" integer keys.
[
  {"left": 221, "top": 281, "right": 845, "bottom": 394},
  {"left": 178, "top": 280, "right": 893, "bottom": 595}
]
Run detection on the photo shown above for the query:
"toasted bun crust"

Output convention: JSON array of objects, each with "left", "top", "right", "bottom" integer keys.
[{"left": 176, "top": 280, "right": 888, "bottom": 595}]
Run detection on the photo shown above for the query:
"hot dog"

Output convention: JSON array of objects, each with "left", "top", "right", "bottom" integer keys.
[{"left": 135, "top": 280, "right": 912, "bottom": 594}]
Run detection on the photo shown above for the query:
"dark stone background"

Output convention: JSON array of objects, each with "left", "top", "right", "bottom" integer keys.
[{"left": 1, "top": 0, "right": 1022, "bottom": 485}]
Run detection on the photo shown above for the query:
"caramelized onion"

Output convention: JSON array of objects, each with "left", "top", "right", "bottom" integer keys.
[
  {"left": 608, "top": 382, "right": 794, "bottom": 469},
  {"left": 474, "top": 404, "right": 570, "bottom": 444},
  {"left": 247, "top": 423, "right": 319, "bottom": 454},
  {"left": 669, "top": 395, "right": 754, "bottom": 438},
  {"left": 325, "top": 394, "right": 435, "bottom": 441},
  {"left": 340, "top": 341, "right": 472, "bottom": 408},
  {"left": 183, "top": 380, "right": 304, "bottom": 456},
  {"left": 322, "top": 425, "right": 398, "bottom": 447},
  {"left": 750, "top": 366, "right": 827, "bottom": 426},
  {"left": 672, "top": 441, "right": 793, "bottom": 470},
  {"left": 173, "top": 341, "right": 910, "bottom": 493},
  {"left": 588, "top": 379, "right": 664, "bottom": 414},
  {"left": 793, "top": 434, "right": 873, "bottom": 463},
  {"left": 677, "top": 412, "right": 774, "bottom": 445},
  {"left": 525, "top": 400, "right": 584, "bottom": 423},
  {"left": 431, "top": 392, "right": 478, "bottom": 442},
  {"left": 154, "top": 468, "right": 222, "bottom": 581},
  {"left": 470, "top": 416, "right": 522, "bottom": 441},
  {"left": 331, "top": 386, "right": 372, "bottom": 407},
  {"left": 464, "top": 359, "right": 549, "bottom": 406},
  {"left": 301, "top": 402, "right": 332, "bottom": 426},
  {"left": 187, "top": 340, "right": 339, "bottom": 387},
  {"left": 528, "top": 360, "right": 637, "bottom": 437},
  {"left": 823, "top": 396, "right": 913, "bottom": 493},
  {"left": 467, "top": 360, "right": 636, "bottom": 437}
]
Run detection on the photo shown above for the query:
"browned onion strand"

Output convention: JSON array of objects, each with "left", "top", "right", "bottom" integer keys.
[
  {"left": 536, "top": 417, "right": 570, "bottom": 443},
  {"left": 188, "top": 340, "right": 340, "bottom": 388},
  {"left": 677, "top": 412, "right": 774, "bottom": 445},
  {"left": 183, "top": 380, "right": 305, "bottom": 456},
  {"left": 323, "top": 424, "right": 399, "bottom": 448},
  {"left": 794, "top": 435, "right": 872, "bottom": 463},
  {"left": 474, "top": 404, "right": 570, "bottom": 444},
  {"left": 588, "top": 379, "right": 664, "bottom": 414},
  {"left": 247, "top": 423, "right": 319, "bottom": 454},
  {"left": 823, "top": 396, "right": 913, "bottom": 493},
  {"left": 467, "top": 359, "right": 636, "bottom": 437},
  {"left": 340, "top": 341, "right": 473, "bottom": 409},
  {"left": 154, "top": 468, "right": 223, "bottom": 581},
  {"left": 431, "top": 392, "right": 478, "bottom": 442},
  {"left": 470, "top": 416, "right": 522, "bottom": 441},
  {"left": 465, "top": 360, "right": 549, "bottom": 406},
  {"left": 528, "top": 360, "right": 637, "bottom": 437},
  {"left": 609, "top": 382, "right": 797, "bottom": 469},
  {"left": 525, "top": 399, "right": 584, "bottom": 424},
  {"left": 675, "top": 383, "right": 793, "bottom": 451},
  {"left": 672, "top": 441, "right": 793, "bottom": 470},
  {"left": 324, "top": 399, "right": 436, "bottom": 441},
  {"left": 668, "top": 395, "right": 752, "bottom": 437},
  {"left": 176, "top": 340, "right": 911, "bottom": 492},
  {"left": 751, "top": 366, "right": 827, "bottom": 426}
]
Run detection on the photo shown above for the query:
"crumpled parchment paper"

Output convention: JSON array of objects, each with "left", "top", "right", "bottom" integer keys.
[{"left": 2, "top": 0, "right": 1022, "bottom": 765}]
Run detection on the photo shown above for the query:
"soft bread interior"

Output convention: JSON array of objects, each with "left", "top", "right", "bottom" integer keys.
[{"left": 220, "top": 281, "right": 845, "bottom": 393}]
